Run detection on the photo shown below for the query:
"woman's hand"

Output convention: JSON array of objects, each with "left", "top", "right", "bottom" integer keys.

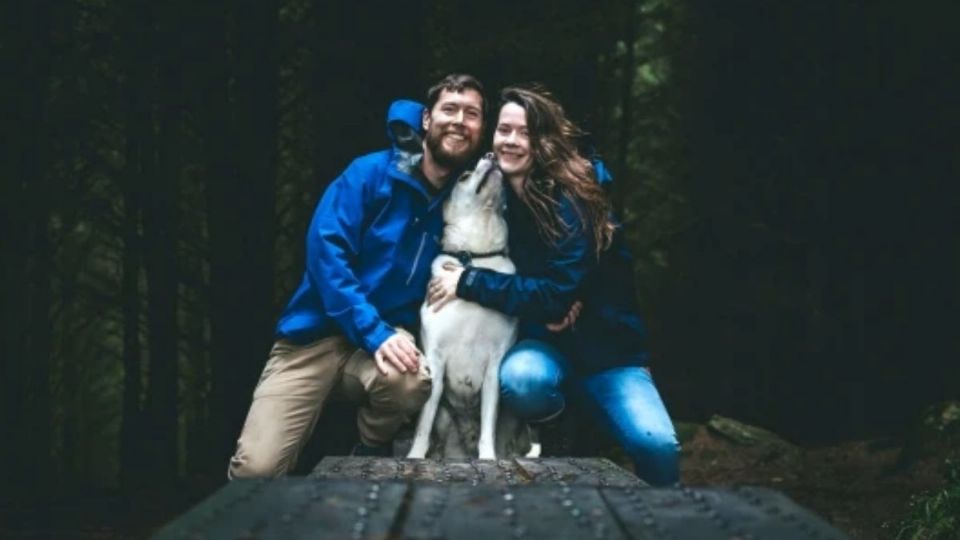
[
  {"left": 426, "top": 261, "right": 464, "bottom": 312},
  {"left": 546, "top": 300, "right": 583, "bottom": 332}
]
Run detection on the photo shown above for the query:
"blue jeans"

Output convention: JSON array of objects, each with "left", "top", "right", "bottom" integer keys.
[{"left": 499, "top": 339, "right": 680, "bottom": 486}]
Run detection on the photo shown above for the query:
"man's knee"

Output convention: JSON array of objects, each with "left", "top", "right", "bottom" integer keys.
[
  {"left": 228, "top": 446, "right": 288, "bottom": 480},
  {"left": 376, "top": 367, "right": 432, "bottom": 414}
]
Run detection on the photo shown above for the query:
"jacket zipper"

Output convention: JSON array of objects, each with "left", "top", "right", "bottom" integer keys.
[{"left": 406, "top": 231, "right": 427, "bottom": 285}]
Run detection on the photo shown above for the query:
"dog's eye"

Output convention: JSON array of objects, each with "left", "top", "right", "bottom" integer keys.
[{"left": 458, "top": 172, "right": 471, "bottom": 182}]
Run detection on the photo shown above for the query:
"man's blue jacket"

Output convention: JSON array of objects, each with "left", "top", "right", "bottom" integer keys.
[{"left": 274, "top": 100, "right": 450, "bottom": 354}]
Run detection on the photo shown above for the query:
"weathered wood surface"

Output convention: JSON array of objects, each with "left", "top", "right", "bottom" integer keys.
[
  {"left": 154, "top": 458, "right": 850, "bottom": 540},
  {"left": 312, "top": 456, "right": 643, "bottom": 487}
]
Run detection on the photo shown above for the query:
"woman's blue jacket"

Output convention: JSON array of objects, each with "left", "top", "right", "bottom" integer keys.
[{"left": 457, "top": 169, "right": 651, "bottom": 373}]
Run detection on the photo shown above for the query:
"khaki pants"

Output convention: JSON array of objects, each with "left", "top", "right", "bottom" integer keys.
[{"left": 228, "top": 335, "right": 431, "bottom": 478}]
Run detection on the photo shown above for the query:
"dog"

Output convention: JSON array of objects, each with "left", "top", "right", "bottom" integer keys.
[{"left": 407, "top": 153, "right": 524, "bottom": 460}]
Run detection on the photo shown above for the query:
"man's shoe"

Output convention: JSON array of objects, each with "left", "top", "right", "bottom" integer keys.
[{"left": 350, "top": 441, "right": 392, "bottom": 457}]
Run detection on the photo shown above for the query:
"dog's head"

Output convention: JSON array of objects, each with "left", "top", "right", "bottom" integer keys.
[
  {"left": 441, "top": 153, "right": 509, "bottom": 252},
  {"left": 447, "top": 153, "right": 506, "bottom": 214}
]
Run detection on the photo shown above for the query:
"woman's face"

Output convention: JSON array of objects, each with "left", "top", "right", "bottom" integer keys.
[{"left": 493, "top": 102, "right": 533, "bottom": 182}]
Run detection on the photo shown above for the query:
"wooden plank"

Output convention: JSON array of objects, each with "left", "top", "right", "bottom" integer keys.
[
  {"left": 154, "top": 479, "right": 850, "bottom": 539},
  {"left": 313, "top": 457, "right": 644, "bottom": 487},
  {"left": 314, "top": 457, "right": 519, "bottom": 484},
  {"left": 513, "top": 457, "right": 643, "bottom": 487},
  {"left": 401, "top": 483, "right": 628, "bottom": 540},
  {"left": 310, "top": 456, "right": 407, "bottom": 481},
  {"left": 155, "top": 459, "right": 849, "bottom": 539},
  {"left": 152, "top": 478, "right": 408, "bottom": 540},
  {"left": 600, "top": 485, "right": 850, "bottom": 540}
]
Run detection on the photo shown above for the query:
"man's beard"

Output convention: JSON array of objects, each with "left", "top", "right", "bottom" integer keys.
[{"left": 425, "top": 127, "right": 476, "bottom": 169}]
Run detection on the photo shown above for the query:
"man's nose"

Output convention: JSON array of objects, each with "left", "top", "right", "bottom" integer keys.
[{"left": 453, "top": 110, "right": 464, "bottom": 124}]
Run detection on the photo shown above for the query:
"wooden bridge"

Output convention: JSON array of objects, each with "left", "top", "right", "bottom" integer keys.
[{"left": 153, "top": 457, "right": 849, "bottom": 539}]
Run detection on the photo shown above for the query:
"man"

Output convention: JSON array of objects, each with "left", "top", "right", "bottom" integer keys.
[{"left": 229, "top": 74, "right": 486, "bottom": 478}]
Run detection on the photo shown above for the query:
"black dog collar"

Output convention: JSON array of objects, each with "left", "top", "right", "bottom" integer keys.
[{"left": 441, "top": 250, "right": 507, "bottom": 267}]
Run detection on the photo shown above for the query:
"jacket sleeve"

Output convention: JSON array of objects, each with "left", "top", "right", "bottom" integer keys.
[
  {"left": 305, "top": 160, "right": 394, "bottom": 354},
  {"left": 456, "top": 197, "right": 594, "bottom": 323}
]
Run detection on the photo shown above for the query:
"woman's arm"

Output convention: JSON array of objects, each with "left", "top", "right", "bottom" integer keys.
[{"left": 438, "top": 196, "right": 595, "bottom": 323}]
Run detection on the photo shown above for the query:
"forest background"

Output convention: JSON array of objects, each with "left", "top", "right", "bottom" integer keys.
[{"left": 2, "top": 0, "right": 957, "bottom": 535}]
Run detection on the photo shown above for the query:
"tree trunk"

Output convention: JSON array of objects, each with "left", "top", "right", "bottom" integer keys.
[
  {"left": 192, "top": 0, "right": 231, "bottom": 474},
  {"left": 613, "top": 1, "right": 637, "bottom": 219},
  {"left": 117, "top": 0, "right": 152, "bottom": 490},
  {"left": 0, "top": 1, "right": 29, "bottom": 491},
  {"left": 230, "top": 0, "right": 279, "bottom": 434},
  {"left": 207, "top": 0, "right": 279, "bottom": 466},
  {"left": 142, "top": 0, "right": 182, "bottom": 487},
  {"left": 0, "top": 0, "right": 55, "bottom": 491}
]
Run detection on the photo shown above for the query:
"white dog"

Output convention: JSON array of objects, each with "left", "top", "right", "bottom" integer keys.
[{"left": 407, "top": 154, "right": 521, "bottom": 460}]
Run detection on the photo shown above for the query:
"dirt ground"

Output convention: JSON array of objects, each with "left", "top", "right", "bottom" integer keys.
[{"left": 675, "top": 425, "right": 952, "bottom": 539}]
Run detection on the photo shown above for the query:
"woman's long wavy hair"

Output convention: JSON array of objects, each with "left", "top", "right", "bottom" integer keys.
[{"left": 499, "top": 85, "right": 615, "bottom": 257}]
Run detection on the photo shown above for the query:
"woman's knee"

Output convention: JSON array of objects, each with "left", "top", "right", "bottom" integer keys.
[
  {"left": 584, "top": 367, "right": 680, "bottom": 485},
  {"left": 623, "top": 428, "right": 680, "bottom": 486},
  {"left": 499, "top": 340, "right": 567, "bottom": 421}
]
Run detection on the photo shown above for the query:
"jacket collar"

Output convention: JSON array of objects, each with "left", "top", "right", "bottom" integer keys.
[{"left": 387, "top": 150, "right": 455, "bottom": 211}]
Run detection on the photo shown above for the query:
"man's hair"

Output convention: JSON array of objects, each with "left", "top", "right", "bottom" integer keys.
[{"left": 426, "top": 73, "right": 486, "bottom": 115}]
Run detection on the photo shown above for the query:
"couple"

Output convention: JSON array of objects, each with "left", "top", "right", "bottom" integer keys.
[{"left": 227, "top": 74, "right": 680, "bottom": 487}]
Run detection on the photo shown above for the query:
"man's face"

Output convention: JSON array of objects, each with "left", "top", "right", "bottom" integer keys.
[{"left": 423, "top": 89, "right": 484, "bottom": 169}]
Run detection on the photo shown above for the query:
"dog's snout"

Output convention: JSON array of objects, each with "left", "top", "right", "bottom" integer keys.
[{"left": 481, "top": 152, "right": 500, "bottom": 174}]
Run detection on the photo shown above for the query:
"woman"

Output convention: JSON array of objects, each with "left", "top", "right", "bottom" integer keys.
[{"left": 427, "top": 85, "right": 680, "bottom": 486}]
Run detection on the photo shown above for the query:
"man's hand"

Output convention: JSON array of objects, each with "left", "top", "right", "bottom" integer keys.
[
  {"left": 374, "top": 331, "right": 422, "bottom": 375},
  {"left": 546, "top": 300, "right": 583, "bottom": 332},
  {"left": 426, "top": 261, "right": 464, "bottom": 312}
]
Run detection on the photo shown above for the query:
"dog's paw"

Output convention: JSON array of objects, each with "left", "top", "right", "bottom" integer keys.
[
  {"left": 478, "top": 442, "right": 496, "bottom": 460},
  {"left": 407, "top": 443, "right": 428, "bottom": 459}
]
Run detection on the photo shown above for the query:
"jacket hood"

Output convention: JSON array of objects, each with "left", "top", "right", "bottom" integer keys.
[
  {"left": 387, "top": 99, "right": 425, "bottom": 152},
  {"left": 592, "top": 158, "right": 613, "bottom": 186},
  {"left": 386, "top": 99, "right": 425, "bottom": 177}
]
